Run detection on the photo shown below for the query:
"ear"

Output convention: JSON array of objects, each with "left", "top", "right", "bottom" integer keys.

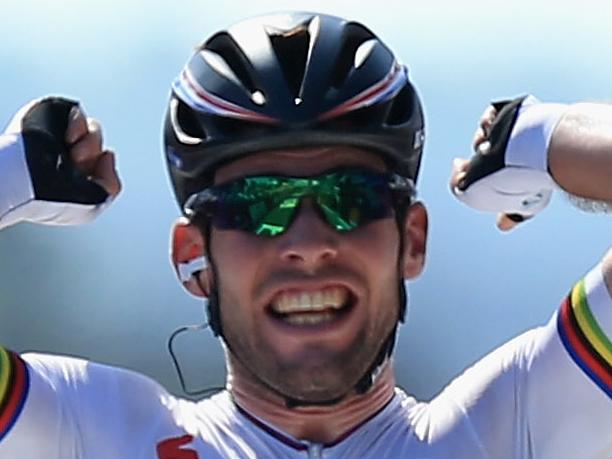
[
  {"left": 171, "top": 218, "right": 211, "bottom": 297},
  {"left": 400, "top": 202, "right": 428, "bottom": 279}
]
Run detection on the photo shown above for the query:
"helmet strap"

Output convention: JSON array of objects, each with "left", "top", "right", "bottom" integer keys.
[
  {"left": 352, "top": 202, "right": 410, "bottom": 394},
  {"left": 200, "top": 225, "right": 224, "bottom": 337}
]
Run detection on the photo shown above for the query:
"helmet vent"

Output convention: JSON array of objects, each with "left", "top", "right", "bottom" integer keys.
[
  {"left": 385, "top": 83, "right": 413, "bottom": 126},
  {"left": 267, "top": 23, "right": 312, "bottom": 103},
  {"left": 331, "top": 22, "right": 375, "bottom": 89},
  {"left": 172, "top": 98, "right": 207, "bottom": 144},
  {"left": 200, "top": 49, "right": 249, "bottom": 95},
  {"left": 354, "top": 39, "right": 377, "bottom": 68},
  {"left": 204, "top": 32, "right": 259, "bottom": 96}
]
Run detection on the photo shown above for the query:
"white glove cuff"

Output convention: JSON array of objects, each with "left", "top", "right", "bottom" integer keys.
[
  {"left": 505, "top": 95, "right": 567, "bottom": 185},
  {"left": 0, "top": 131, "right": 112, "bottom": 229},
  {"left": 0, "top": 133, "right": 35, "bottom": 229}
]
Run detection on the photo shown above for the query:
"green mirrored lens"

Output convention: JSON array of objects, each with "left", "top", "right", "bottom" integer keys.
[
  {"left": 236, "top": 177, "right": 309, "bottom": 236},
  {"left": 316, "top": 171, "right": 392, "bottom": 231},
  {"left": 252, "top": 197, "right": 299, "bottom": 236},
  {"left": 317, "top": 194, "right": 360, "bottom": 231},
  {"left": 189, "top": 169, "right": 411, "bottom": 237}
]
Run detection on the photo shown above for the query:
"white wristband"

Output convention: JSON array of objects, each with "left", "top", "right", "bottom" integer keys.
[{"left": 505, "top": 95, "right": 567, "bottom": 186}]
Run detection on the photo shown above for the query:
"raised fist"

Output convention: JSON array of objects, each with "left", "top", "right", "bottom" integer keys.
[
  {"left": 0, "top": 97, "right": 121, "bottom": 229},
  {"left": 451, "top": 95, "right": 566, "bottom": 230}
]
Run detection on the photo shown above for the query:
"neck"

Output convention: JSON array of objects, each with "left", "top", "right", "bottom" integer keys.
[{"left": 227, "top": 357, "right": 396, "bottom": 444}]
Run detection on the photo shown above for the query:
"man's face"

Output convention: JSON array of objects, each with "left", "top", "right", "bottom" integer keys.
[{"left": 205, "top": 146, "right": 425, "bottom": 403}]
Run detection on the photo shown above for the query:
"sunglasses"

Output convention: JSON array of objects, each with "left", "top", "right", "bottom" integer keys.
[{"left": 184, "top": 168, "right": 416, "bottom": 237}]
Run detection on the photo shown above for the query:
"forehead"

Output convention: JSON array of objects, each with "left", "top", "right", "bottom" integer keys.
[{"left": 214, "top": 146, "right": 387, "bottom": 184}]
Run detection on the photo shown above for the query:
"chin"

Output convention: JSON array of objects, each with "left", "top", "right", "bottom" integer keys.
[
  {"left": 262, "top": 358, "right": 365, "bottom": 405},
  {"left": 226, "top": 325, "right": 383, "bottom": 404},
  {"left": 273, "top": 381, "right": 353, "bottom": 406}
]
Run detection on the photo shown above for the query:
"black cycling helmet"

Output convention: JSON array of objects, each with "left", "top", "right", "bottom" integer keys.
[{"left": 164, "top": 11, "right": 425, "bottom": 210}]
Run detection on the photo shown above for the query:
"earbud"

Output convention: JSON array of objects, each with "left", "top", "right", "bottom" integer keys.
[{"left": 177, "top": 256, "right": 208, "bottom": 282}]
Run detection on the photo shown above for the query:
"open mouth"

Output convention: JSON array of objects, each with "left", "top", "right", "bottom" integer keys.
[{"left": 267, "top": 286, "right": 356, "bottom": 326}]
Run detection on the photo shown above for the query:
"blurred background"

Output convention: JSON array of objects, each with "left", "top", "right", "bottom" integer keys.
[{"left": 0, "top": 0, "right": 610, "bottom": 400}]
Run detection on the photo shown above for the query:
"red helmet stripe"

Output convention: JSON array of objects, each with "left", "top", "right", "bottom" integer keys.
[
  {"left": 318, "top": 64, "right": 405, "bottom": 121},
  {"left": 177, "top": 69, "right": 279, "bottom": 124}
]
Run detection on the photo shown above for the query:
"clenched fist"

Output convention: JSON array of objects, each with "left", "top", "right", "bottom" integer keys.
[
  {"left": 450, "top": 95, "right": 566, "bottom": 231},
  {"left": 0, "top": 97, "right": 121, "bottom": 229}
]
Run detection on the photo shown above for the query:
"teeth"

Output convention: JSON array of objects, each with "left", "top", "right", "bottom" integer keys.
[
  {"left": 312, "top": 291, "right": 323, "bottom": 309},
  {"left": 299, "top": 292, "right": 311, "bottom": 310},
  {"left": 271, "top": 287, "right": 349, "bottom": 314},
  {"left": 324, "top": 288, "right": 341, "bottom": 307},
  {"left": 283, "top": 312, "right": 335, "bottom": 326}
]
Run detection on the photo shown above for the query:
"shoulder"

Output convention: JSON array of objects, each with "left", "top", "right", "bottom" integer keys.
[
  {"left": 185, "top": 391, "right": 241, "bottom": 434},
  {"left": 1, "top": 352, "right": 195, "bottom": 457},
  {"left": 23, "top": 352, "right": 167, "bottom": 394},
  {"left": 21, "top": 352, "right": 182, "bottom": 425},
  {"left": 391, "top": 331, "right": 544, "bottom": 452},
  {"left": 397, "top": 388, "right": 476, "bottom": 439},
  {"left": 333, "top": 388, "right": 486, "bottom": 458}
]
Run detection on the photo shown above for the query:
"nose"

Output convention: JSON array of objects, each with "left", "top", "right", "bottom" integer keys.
[{"left": 277, "top": 200, "right": 339, "bottom": 268}]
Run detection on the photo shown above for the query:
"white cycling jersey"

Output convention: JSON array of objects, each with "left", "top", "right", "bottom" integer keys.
[{"left": 0, "top": 266, "right": 611, "bottom": 459}]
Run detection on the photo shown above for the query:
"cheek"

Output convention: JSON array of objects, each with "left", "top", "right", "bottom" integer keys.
[
  {"left": 209, "top": 230, "right": 270, "bottom": 310},
  {"left": 349, "top": 220, "right": 403, "bottom": 320},
  {"left": 212, "top": 231, "right": 261, "bottom": 277},
  {"left": 348, "top": 219, "right": 401, "bottom": 274}
]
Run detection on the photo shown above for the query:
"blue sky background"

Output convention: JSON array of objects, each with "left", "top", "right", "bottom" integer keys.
[{"left": 0, "top": 0, "right": 610, "bottom": 399}]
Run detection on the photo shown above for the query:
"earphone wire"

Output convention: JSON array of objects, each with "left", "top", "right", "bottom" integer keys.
[{"left": 167, "top": 320, "right": 225, "bottom": 397}]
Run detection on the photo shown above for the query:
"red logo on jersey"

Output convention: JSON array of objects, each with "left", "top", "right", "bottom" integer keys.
[{"left": 157, "top": 434, "right": 199, "bottom": 459}]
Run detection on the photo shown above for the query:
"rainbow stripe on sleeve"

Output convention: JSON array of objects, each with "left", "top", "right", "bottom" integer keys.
[
  {"left": 0, "top": 348, "right": 30, "bottom": 442},
  {"left": 557, "top": 279, "right": 612, "bottom": 398}
]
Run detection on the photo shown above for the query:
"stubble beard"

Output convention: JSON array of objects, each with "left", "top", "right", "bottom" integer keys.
[
  {"left": 219, "top": 292, "right": 397, "bottom": 404},
  {"left": 228, "top": 326, "right": 374, "bottom": 404}
]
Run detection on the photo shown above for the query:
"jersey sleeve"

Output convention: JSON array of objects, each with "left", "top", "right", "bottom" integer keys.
[
  {"left": 557, "top": 264, "right": 611, "bottom": 398},
  {"left": 437, "top": 263, "right": 612, "bottom": 458},
  {"left": 0, "top": 348, "right": 29, "bottom": 444},
  {"left": 0, "top": 351, "right": 176, "bottom": 459}
]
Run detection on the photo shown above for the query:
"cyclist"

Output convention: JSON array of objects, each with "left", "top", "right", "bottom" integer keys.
[{"left": 0, "top": 11, "right": 610, "bottom": 459}]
